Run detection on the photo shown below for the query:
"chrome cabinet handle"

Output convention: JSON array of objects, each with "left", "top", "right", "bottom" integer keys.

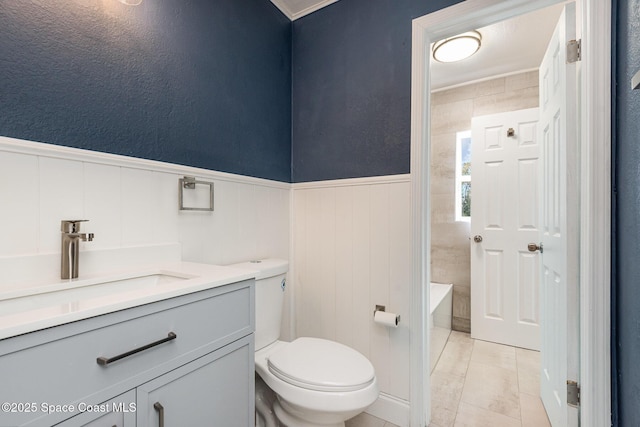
[
  {"left": 96, "top": 332, "right": 177, "bottom": 366},
  {"left": 473, "top": 235, "right": 483, "bottom": 243},
  {"left": 154, "top": 402, "right": 164, "bottom": 427}
]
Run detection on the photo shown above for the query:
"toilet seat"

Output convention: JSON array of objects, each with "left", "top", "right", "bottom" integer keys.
[{"left": 267, "top": 337, "right": 375, "bottom": 392}]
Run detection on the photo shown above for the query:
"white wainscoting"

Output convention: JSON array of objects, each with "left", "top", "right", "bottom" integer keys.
[
  {"left": 0, "top": 136, "right": 291, "bottom": 335},
  {"left": 292, "top": 175, "right": 412, "bottom": 426}
]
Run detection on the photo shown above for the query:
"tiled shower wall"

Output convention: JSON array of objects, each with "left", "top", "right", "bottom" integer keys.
[
  {"left": 430, "top": 70, "right": 539, "bottom": 332},
  {"left": 0, "top": 136, "right": 291, "bottom": 336}
]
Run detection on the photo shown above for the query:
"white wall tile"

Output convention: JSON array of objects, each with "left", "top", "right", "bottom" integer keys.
[
  {"left": 83, "top": 163, "right": 122, "bottom": 250},
  {"left": 0, "top": 152, "right": 39, "bottom": 256},
  {"left": 39, "top": 157, "right": 84, "bottom": 253}
]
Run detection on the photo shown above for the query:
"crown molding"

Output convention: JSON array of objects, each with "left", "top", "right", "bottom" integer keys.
[{"left": 270, "top": 0, "right": 340, "bottom": 21}]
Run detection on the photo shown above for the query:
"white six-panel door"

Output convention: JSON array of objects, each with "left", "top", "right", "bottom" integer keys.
[
  {"left": 470, "top": 108, "right": 541, "bottom": 351},
  {"left": 539, "top": 4, "right": 579, "bottom": 426}
]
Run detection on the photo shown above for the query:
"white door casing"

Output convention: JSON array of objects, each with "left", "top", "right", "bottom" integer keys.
[
  {"left": 411, "top": 1, "right": 611, "bottom": 425},
  {"left": 470, "top": 108, "right": 542, "bottom": 351},
  {"left": 538, "top": 4, "right": 579, "bottom": 426}
]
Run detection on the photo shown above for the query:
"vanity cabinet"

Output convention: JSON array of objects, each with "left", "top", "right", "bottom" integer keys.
[
  {"left": 0, "top": 279, "right": 255, "bottom": 427},
  {"left": 56, "top": 390, "right": 136, "bottom": 427},
  {"left": 136, "top": 337, "right": 252, "bottom": 427}
]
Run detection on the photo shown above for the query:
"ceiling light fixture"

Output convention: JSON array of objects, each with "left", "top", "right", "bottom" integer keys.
[
  {"left": 119, "top": 0, "right": 142, "bottom": 5},
  {"left": 432, "top": 31, "right": 482, "bottom": 63}
]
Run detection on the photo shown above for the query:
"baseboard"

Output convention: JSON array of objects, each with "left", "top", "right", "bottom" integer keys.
[{"left": 365, "top": 393, "right": 410, "bottom": 427}]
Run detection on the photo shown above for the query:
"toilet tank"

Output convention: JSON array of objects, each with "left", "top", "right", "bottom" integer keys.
[{"left": 228, "top": 259, "right": 288, "bottom": 351}]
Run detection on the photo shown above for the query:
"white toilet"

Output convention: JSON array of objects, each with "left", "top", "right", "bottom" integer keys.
[{"left": 230, "top": 259, "right": 379, "bottom": 427}]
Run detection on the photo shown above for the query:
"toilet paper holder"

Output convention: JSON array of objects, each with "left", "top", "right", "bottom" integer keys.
[{"left": 373, "top": 305, "right": 401, "bottom": 327}]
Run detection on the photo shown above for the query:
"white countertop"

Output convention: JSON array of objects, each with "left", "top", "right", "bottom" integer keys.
[{"left": 0, "top": 262, "right": 256, "bottom": 340}]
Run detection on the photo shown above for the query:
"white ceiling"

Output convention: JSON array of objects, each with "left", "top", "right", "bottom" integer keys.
[
  {"left": 431, "top": 3, "right": 565, "bottom": 90},
  {"left": 271, "top": 0, "right": 565, "bottom": 91}
]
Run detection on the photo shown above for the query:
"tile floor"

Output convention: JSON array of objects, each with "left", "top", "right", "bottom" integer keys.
[
  {"left": 347, "top": 331, "right": 551, "bottom": 427},
  {"left": 346, "top": 412, "right": 400, "bottom": 427}
]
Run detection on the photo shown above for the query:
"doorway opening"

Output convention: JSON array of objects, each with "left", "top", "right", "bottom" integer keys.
[
  {"left": 428, "top": 5, "right": 565, "bottom": 425},
  {"left": 409, "top": 0, "right": 612, "bottom": 426}
]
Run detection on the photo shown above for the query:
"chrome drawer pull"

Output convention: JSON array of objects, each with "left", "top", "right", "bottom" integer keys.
[
  {"left": 96, "top": 332, "right": 177, "bottom": 366},
  {"left": 154, "top": 402, "right": 165, "bottom": 427}
]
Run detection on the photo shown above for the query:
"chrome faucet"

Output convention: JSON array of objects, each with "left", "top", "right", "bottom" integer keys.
[{"left": 61, "top": 220, "right": 94, "bottom": 279}]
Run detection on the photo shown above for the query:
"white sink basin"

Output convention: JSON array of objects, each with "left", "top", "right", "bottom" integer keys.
[
  {"left": 0, "top": 262, "right": 257, "bottom": 340},
  {"left": 0, "top": 272, "right": 190, "bottom": 316}
]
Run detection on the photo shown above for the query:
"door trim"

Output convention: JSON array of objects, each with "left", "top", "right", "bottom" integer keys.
[{"left": 409, "top": 0, "right": 611, "bottom": 425}]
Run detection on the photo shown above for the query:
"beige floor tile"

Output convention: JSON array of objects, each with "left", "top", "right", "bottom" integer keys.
[
  {"left": 454, "top": 403, "right": 521, "bottom": 427},
  {"left": 431, "top": 371, "right": 465, "bottom": 411},
  {"left": 433, "top": 340, "right": 474, "bottom": 378},
  {"left": 430, "top": 399, "right": 457, "bottom": 427},
  {"left": 447, "top": 331, "right": 473, "bottom": 344},
  {"left": 460, "top": 362, "right": 520, "bottom": 419},
  {"left": 345, "top": 412, "right": 386, "bottom": 427},
  {"left": 383, "top": 423, "right": 401, "bottom": 427},
  {"left": 516, "top": 348, "right": 540, "bottom": 373},
  {"left": 471, "top": 340, "right": 517, "bottom": 372},
  {"left": 520, "top": 393, "right": 551, "bottom": 427},
  {"left": 516, "top": 348, "right": 541, "bottom": 396}
]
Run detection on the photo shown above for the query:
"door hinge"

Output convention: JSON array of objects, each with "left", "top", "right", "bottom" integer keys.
[
  {"left": 567, "top": 39, "right": 581, "bottom": 63},
  {"left": 567, "top": 380, "right": 580, "bottom": 407}
]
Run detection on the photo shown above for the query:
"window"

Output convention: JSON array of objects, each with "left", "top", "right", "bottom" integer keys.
[{"left": 455, "top": 130, "right": 471, "bottom": 222}]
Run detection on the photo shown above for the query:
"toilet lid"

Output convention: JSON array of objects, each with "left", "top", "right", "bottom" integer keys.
[{"left": 267, "top": 337, "right": 375, "bottom": 392}]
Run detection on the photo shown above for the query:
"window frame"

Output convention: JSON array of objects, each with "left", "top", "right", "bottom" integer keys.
[{"left": 455, "top": 130, "right": 471, "bottom": 222}]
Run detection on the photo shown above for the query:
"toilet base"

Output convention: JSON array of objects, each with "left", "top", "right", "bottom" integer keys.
[{"left": 273, "top": 400, "right": 345, "bottom": 427}]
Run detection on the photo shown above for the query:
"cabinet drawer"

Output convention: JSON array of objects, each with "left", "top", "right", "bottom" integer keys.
[{"left": 0, "top": 281, "right": 253, "bottom": 426}]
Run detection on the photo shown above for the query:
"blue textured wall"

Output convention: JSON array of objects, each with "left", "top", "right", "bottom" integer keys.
[
  {"left": 0, "top": 0, "right": 291, "bottom": 182},
  {"left": 291, "top": 0, "right": 461, "bottom": 182},
  {"left": 614, "top": 0, "right": 640, "bottom": 423}
]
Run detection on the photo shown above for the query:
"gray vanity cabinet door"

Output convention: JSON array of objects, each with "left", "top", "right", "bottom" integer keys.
[
  {"left": 55, "top": 390, "right": 136, "bottom": 427},
  {"left": 137, "top": 336, "right": 254, "bottom": 427}
]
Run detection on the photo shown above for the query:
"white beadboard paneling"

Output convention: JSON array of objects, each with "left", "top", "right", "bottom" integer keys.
[
  {"left": 237, "top": 183, "right": 259, "bottom": 262},
  {"left": 0, "top": 136, "right": 290, "bottom": 191},
  {"left": 39, "top": 157, "right": 84, "bottom": 253},
  {"left": 302, "top": 189, "right": 324, "bottom": 338},
  {"left": 177, "top": 209, "right": 206, "bottom": 263},
  {"left": 83, "top": 163, "right": 122, "bottom": 250},
  {"left": 0, "top": 152, "right": 39, "bottom": 256},
  {"left": 334, "top": 186, "right": 354, "bottom": 347},
  {"left": 256, "top": 186, "right": 290, "bottom": 260},
  {"left": 319, "top": 188, "right": 336, "bottom": 340},
  {"left": 351, "top": 185, "right": 372, "bottom": 360},
  {"left": 388, "top": 182, "right": 412, "bottom": 400},
  {"left": 293, "top": 189, "right": 307, "bottom": 339},
  {"left": 120, "top": 168, "right": 156, "bottom": 246},
  {"left": 213, "top": 180, "right": 239, "bottom": 265},
  {"left": 152, "top": 172, "right": 180, "bottom": 245},
  {"left": 293, "top": 177, "right": 412, "bottom": 403},
  {"left": 0, "top": 137, "right": 290, "bottom": 298},
  {"left": 369, "top": 184, "right": 391, "bottom": 393}
]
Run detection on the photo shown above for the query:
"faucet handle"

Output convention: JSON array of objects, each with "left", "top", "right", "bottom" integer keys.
[{"left": 61, "top": 220, "right": 89, "bottom": 233}]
